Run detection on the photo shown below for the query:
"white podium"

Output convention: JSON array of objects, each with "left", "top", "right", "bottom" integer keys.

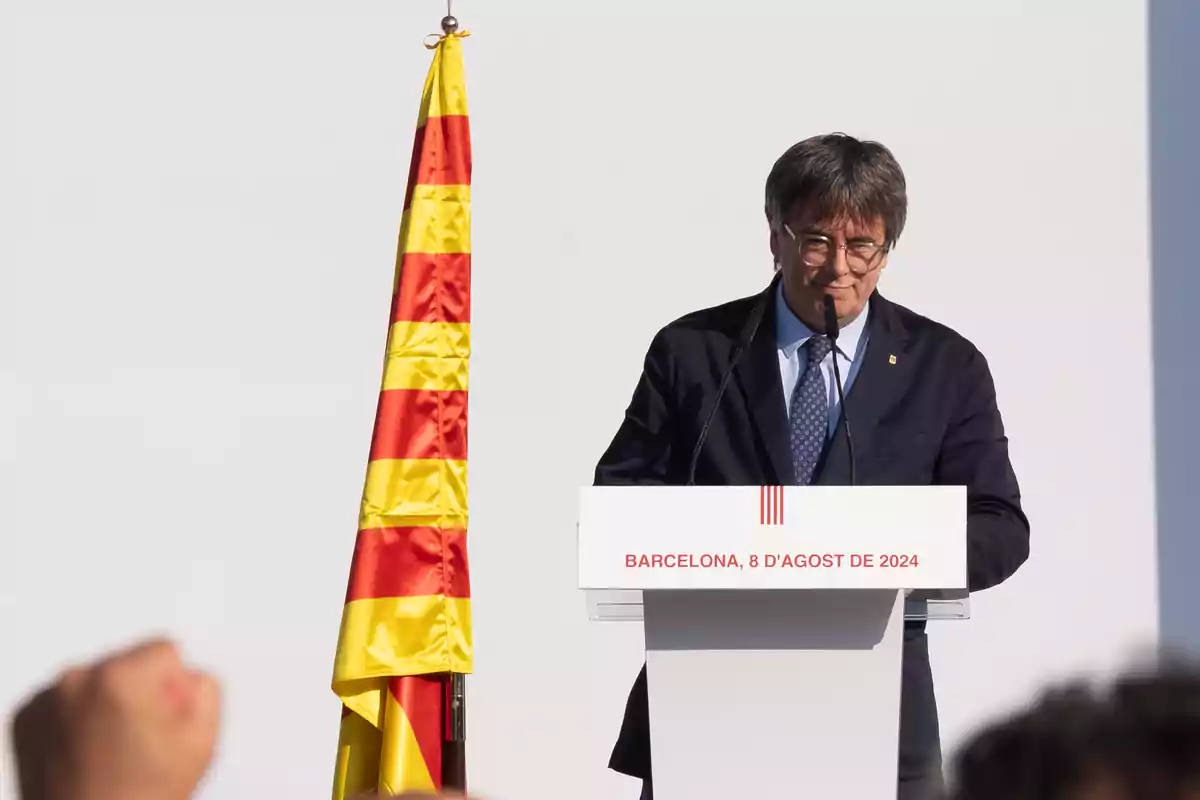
[{"left": 578, "top": 485, "right": 968, "bottom": 800}]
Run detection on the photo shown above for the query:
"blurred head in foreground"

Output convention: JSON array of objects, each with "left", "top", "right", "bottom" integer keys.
[{"left": 948, "top": 659, "right": 1200, "bottom": 800}]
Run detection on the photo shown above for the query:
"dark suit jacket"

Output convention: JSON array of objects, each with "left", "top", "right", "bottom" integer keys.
[{"left": 593, "top": 287, "right": 1030, "bottom": 787}]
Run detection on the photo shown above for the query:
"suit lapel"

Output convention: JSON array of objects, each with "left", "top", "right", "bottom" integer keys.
[
  {"left": 733, "top": 291, "right": 794, "bottom": 485},
  {"left": 817, "top": 292, "right": 914, "bottom": 485}
]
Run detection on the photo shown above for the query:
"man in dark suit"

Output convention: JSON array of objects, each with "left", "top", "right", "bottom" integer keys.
[{"left": 593, "top": 133, "right": 1030, "bottom": 800}]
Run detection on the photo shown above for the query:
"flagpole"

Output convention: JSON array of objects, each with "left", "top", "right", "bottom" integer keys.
[
  {"left": 436, "top": 5, "right": 467, "bottom": 789},
  {"left": 443, "top": 672, "right": 467, "bottom": 790}
]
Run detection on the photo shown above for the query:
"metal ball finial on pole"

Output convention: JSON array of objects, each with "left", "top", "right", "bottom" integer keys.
[{"left": 441, "top": 0, "right": 458, "bottom": 35}]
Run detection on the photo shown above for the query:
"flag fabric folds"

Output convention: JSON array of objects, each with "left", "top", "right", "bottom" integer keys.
[{"left": 331, "top": 30, "right": 472, "bottom": 799}]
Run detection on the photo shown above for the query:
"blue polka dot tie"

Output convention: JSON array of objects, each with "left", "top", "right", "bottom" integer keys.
[{"left": 790, "top": 335, "right": 833, "bottom": 485}]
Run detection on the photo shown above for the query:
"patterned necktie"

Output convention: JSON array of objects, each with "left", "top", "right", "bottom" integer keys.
[{"left": 789, "top": 335, "right": 833, "bottom": 485}]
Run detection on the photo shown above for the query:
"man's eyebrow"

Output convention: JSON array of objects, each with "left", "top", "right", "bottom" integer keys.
[{"left": 799, "top": 226, "right": 878, "bottom": 242}]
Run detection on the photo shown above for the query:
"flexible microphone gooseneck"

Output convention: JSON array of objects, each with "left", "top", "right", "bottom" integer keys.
[
  {"left": 685, "top": 273, "right": 781, "bottom": 486},
  {"left": 823, "top": 294, "right": 856, "bottom": 487}
]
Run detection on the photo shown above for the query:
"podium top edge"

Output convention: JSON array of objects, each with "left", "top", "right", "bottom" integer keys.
[{"left": 580, "top": 485, "right": 967, "bottom": 491}]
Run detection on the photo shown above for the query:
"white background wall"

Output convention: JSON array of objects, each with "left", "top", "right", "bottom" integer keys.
[{"left": 1, "top": 2, "right": 1166, "bottom": 799}]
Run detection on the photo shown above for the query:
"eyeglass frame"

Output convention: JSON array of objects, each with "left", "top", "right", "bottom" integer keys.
[{"left": 780, "top": 223, "right": 889, "bottom": 275}]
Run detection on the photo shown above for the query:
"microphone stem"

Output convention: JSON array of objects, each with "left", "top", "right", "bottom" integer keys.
[
  {"left": 829, "top": 350, "right": 855, "bottom": 487},
  {"left": 686, "top": 274, "right": 780, "bottom": 485}
]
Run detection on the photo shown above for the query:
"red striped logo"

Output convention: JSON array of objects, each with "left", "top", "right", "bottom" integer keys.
[{"left": 760, "top": 485, "right": 784, "bottom": 525}]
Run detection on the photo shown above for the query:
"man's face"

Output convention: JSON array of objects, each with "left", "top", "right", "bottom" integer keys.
[{"left": 769, "top": 204, "right": 888, "bottom": 329}]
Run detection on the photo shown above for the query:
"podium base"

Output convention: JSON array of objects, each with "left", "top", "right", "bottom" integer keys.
[{"left": 643, "top": 589, "right": 905, "bottom": 800}]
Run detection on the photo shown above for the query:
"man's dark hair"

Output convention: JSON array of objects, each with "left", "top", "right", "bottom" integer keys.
[
  {"left": 948, "top": 660, "right": 1200, "bottom": 800},
  {"left": 764, "top": 132, "right": 908, "bottom": 250}
]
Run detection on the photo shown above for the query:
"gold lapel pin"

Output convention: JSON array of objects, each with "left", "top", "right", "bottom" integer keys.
[{"left": 888, "top": 354, "right": 897, "bottom": 365}]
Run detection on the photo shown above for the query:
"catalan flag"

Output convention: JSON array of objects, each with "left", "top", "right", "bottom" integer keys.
[{"left": 331, "top": 29, "right": 472, "bottom": 798}]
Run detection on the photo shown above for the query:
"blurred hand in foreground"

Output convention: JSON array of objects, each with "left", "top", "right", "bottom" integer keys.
[{"left": 10, "top": 638, "right": 221, "bottom": 800}]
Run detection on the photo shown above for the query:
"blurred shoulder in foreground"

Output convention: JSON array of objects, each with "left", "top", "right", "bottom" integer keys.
[{"left": 948, "top": 656, "right": 1200, "bottom": 800}]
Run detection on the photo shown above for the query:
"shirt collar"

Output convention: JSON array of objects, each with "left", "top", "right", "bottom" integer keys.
[{"left": 774, "top": 279, "right": 869, "bottom": 362}]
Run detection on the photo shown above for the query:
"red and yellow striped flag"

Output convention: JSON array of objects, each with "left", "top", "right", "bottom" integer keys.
[{"left": 331, "top": 29, "right": 472, "bottom": 799}]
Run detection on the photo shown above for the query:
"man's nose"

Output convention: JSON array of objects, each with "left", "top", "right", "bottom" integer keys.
[{"left": 826, "top": 244, "right": 851, "bottom": 277}]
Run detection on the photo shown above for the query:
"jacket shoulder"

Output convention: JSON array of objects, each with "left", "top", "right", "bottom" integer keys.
[
  {"left": 880, "top": 295, "right": 989, "bottom": 366},
  {"left": 651, "top": 293, "right": 760, "bottom": 351}
]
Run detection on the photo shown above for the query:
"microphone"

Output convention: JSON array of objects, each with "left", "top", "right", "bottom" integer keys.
[
  {"left": 823, "top": 294, "right": 856, "bottom": 486},
  {"left": 685, "top": 273, "right": 780, "bottom": 486}
]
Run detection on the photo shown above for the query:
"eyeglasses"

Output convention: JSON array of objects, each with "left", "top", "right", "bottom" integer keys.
[{"left": 783, "top": 224, "right": 887, "bottom": 275}]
